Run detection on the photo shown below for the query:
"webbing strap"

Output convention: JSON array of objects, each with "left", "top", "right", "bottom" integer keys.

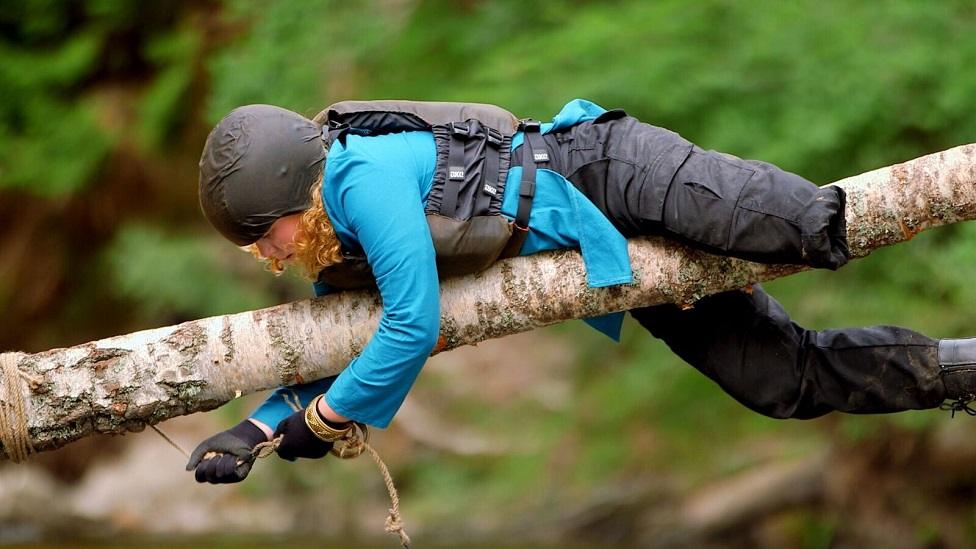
[
  {"left": 440, "top": 122, "right": 469, "bottom": 218},
  {"left": 475, "top": 128, "right": 503, "bottom": 215},
  {"left": 516, "top": 120, "right": 547, "bottom": 229},
  {"left": 322, "top": 121, "right": 349, "bottom": 148}
]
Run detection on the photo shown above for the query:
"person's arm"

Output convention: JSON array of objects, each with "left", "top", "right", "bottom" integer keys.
[
  {"left": 241, "top": 277, "right": 341, "bottom": 435},
  {"left": 249, "top": 376, "right": 338, "bottom": 436},
  {"left": 320, "top": 166, "right": 441, "bottom": 428}
]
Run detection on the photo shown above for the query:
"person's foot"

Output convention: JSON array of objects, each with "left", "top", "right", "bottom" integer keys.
[{"left": 939, "top": 338, "right": 976, "bottom": 416}]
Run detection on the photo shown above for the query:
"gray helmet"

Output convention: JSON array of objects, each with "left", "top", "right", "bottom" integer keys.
[{"left": 198, "top": 104, "right": 326, "bottom": 246}]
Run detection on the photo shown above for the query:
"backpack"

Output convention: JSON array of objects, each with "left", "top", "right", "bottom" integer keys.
[{"left": 312, "top": 100, "right": 547, "bottom": 290}]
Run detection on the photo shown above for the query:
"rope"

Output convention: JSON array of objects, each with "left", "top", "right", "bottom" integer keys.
[
  {"left": 250, "top": 433, "right": 411, "bottom": 548},
  {"left": 150, "top": 424, "right": 191, "bottom": 459},
  {"left": 1, "top": 350, "right": 409, "bottom": 545},
  {"left": 363, "top": 442, "right": 411, "bottom": 548},
  {"left": 155, "top": 417, "right": 411, "bottom": 547},
  {"left": 0, "top": 352, "right": 36, "bottom": 463}
]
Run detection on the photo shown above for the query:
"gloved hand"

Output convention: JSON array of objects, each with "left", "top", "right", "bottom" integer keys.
[
  {"left": 273, "top": 405, "right": 347, "bottom": 461},
  {"left": 186, "top": 420, "right": 269, "bottom": 484}
]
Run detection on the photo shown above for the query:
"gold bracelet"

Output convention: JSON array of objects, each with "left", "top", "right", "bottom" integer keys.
[{"left": 304, "top": 395, "right": 352, "bottom": 443}]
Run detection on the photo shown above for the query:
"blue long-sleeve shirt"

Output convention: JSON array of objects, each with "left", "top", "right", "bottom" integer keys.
[{"left": 250, "top": 99, "right": 632, "bottom": 429}]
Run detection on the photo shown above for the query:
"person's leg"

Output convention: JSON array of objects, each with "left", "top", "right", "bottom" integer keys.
[
  {"left": 629, "top": 285, "right": 962, "bottom": 418},
  {"left": 551, "top": 114, "right": 972, "bottom": 415},
  {"left": 660, "top": 149, "right": 849, "bottom": 270},
  {"left": 937, "top": 339, "right": 976, "bottom": 415},
  {"left": 548, "top": 114, "right": 849, "bottom": 270}
]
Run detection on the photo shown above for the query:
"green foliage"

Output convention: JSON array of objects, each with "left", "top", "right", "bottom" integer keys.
[
  {"left": 208, "top": 0, "right": 976, "bottom": 180},
  {"left": 798, "top": 512, "right": 838, "bottom": 549},
  {"left": 206, "top": 0, "right": 401, "bottom": 121},
  {"left": 104, "top": 223, "right": 278, "bottom": 319},
  {"left": 0, "top": 1, "right": 201, "bottom": 194},
  {"left": 0, "top": 15, "right": 109, "bottom": 194},
  {"left": 138, "top": 24, "right": 202, "bottom": 151}
]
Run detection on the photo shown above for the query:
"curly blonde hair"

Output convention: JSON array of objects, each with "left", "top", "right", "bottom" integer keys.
[{"left": 245, "top": 175, "right": 343, "bottom": 279}]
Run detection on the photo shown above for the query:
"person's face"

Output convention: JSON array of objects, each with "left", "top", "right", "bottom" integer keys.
[{"left": 254, "top": 213, "right": 301, "bottom": 261}]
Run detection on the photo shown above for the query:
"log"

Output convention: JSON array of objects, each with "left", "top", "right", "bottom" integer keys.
[{"left": 2, "top": 144, "right": 975, "bottom": 460}]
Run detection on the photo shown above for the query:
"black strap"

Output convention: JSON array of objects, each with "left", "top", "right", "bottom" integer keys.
[
  {"left": 322, "top": 120, "right": 349, "bottom": 148},
  {"left": 516, "top": 120, "right": 546, "bottom": 229},
  {"left": 440, "top": 122, "right": 469, "bottom": 218},
  {"left": 475, "top": 128, "right": 503, "bottom": 216}
]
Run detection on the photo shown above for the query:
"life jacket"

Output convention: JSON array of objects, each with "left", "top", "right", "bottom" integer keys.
[{"left": 312, "top": 100, "right": 549, "bottom": 290}]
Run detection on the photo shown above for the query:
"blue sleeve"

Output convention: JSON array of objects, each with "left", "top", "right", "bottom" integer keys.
[
  {"left": 248, "top": 282, "right": 338, "bottom": 427},
  {"left": 249, "top": 376, "right": 336, "bottom": 428},
  {"left": 324, "top": 166, "right": 441, "bottom": 428}
]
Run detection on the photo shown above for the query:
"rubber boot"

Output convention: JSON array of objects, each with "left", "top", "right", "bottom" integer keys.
[{"left": 939, "top": 338, "right": 976, "bottom": 416}]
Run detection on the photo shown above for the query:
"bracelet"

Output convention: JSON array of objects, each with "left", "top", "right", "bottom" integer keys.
[{"left": 304, "top": 395, "right": 352, "bottom": 443}]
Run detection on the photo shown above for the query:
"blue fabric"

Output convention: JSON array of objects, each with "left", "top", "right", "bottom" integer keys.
[
  {"left": 250, "top": 99, "right": 633, "bottom": 429},
  {"left": 510, "top": 98, "right": 610, "bottom": 148},
  {"left": 509, "top": 98, "right": 631, "bottom": 339},
  {"left": 498, "top": 167, "right": 631, "bottom": 340},
  {"left": 250, "top": 376, "right": 336, "bottom": 428},
  {"left": 311, "top": 279, "right": 331, "bottom": 297},
  {"left": 320, "top": 131, "right": 441, "bottom": 427}
]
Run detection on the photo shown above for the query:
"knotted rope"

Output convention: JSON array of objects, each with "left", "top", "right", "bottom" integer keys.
[
  {"left": 251, "top": 427, "right": 411, "bottom": 548},
  {"left": 0, "top": 350, "right": 410, "bottom": 546},
  {"left": 0, "top": 352, "right": 39, "bottom": 463},
  {"left": 156, "top": 414, "right": 411, "bottom": 548}
]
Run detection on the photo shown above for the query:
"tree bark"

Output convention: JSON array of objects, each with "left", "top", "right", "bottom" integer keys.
[{"left": 2, "top": 144, "right": 975, "bottom": 460}]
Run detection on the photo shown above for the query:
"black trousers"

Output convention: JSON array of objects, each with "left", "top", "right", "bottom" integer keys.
[{"left": 542, "top": 113, "right": 946, "bottom": 418}]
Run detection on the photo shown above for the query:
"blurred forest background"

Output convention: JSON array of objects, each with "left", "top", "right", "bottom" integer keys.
[{"left": 2, "top": 1, "right": 976, "bottom": 547}]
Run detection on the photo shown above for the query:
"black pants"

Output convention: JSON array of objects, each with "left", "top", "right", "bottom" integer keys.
[{"left": 542, "top": 113, "right": 946, "bottom": 418}]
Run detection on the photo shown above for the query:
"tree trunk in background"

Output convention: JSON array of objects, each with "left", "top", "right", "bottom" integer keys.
[{"left": 2, "top": 144, "right": 975, "bottom": 460}]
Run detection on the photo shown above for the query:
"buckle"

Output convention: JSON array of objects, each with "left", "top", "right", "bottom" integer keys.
[
  {"left": 323, "top": 122, "right": 349, "bottom": 146},
  {"left": 449, "top": 122, "right": 471, "bottom": 138},
  {"left": 519, "top": 179, "right": 536, "bottom": 198},
  {"left": 486, "top": 128, "right": 504, "bottom": 148},
  {"left": 519, "top": 119, "right": 541, "bottom": 132}
]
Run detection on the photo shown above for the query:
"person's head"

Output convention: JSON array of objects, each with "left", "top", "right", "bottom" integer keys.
[{"left": 198, "top": 105, "right": 342, "bottom": 277}]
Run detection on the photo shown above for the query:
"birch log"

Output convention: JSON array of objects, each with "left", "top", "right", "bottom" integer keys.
[{"left": 2, "top": 144, "right": 975, "bottom": 460}]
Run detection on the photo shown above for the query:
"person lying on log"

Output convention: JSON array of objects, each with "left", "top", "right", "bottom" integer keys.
[{"left": 187, "top": 99, "right": 974, "bottom": 484}]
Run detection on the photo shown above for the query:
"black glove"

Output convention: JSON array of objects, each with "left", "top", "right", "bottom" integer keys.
[
  {"left": 186, "top": 420, "right": 269, "bottom": 484},
  {"left": 273, "top": 407, "right": 345, "bottom": 461}
]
